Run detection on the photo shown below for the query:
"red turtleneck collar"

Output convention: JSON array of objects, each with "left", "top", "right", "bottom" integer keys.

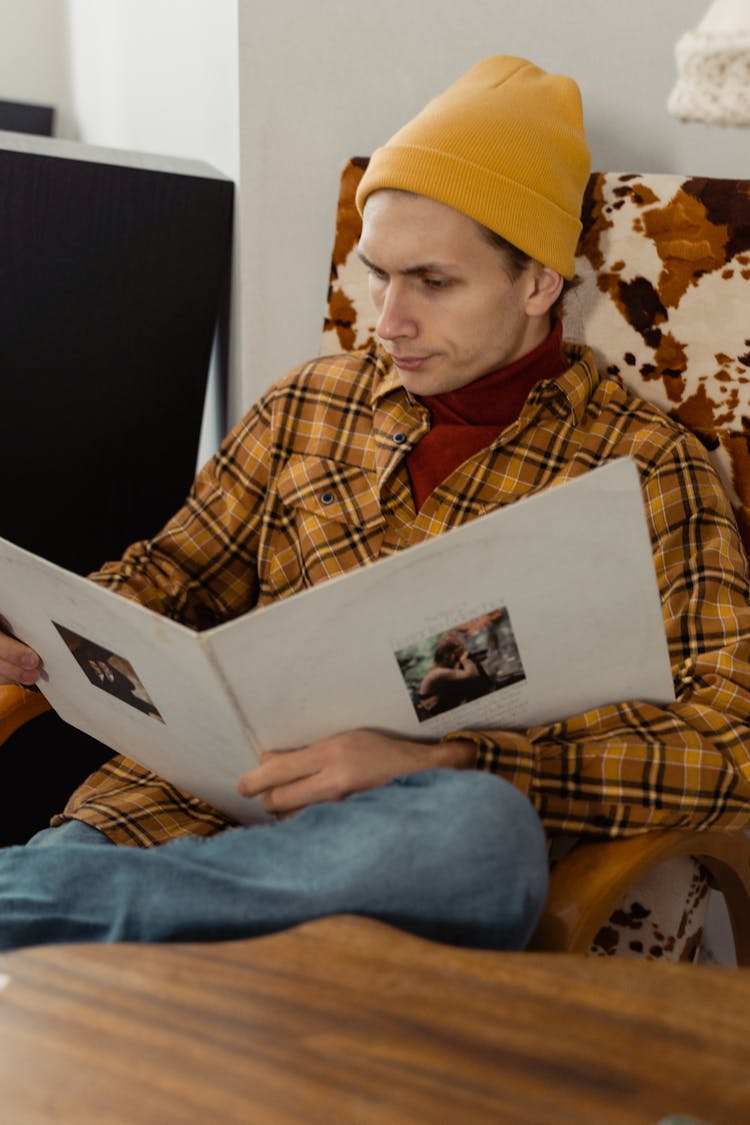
[{"left": 407, "top": 320, "right": 565, "bottom": 511}]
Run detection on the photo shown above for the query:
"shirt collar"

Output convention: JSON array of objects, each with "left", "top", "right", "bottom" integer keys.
[
  {"left": 369, "top": 338, "right": 603, "bottom": 426},
  {"left": 532, "top": 341, "right": 602, "bottom": 425},
  {"left": 369, "top": 345, "right": 418, "bottom": 409}
]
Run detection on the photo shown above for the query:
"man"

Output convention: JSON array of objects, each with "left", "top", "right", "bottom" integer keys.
[
  {"left": 418, "top": 636, "right": 492, "bottom": 718},
  {"left": 1, "top": 56, "right": 749, "bottom": 952}
]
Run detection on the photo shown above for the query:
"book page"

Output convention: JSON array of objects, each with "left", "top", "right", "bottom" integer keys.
[
  {"left": 207, "top": 458, "right": 674, "bottom": 750},
  {"left": 0, "top": 548, "right": 267, "bottom": 824}
]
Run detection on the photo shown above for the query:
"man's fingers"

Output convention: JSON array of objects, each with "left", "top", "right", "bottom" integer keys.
[
  {"left": 260, "top": 772, "right": 342, "bottom": 815},
  {"left": 0, "top": 640, "right": 41, "bottom": 686},
  {"left": 237, "top": 748, "right": 317, "bottom": 799}
]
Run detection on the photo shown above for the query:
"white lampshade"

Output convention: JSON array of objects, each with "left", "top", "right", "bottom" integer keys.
[{"left": 668, "top": 0, "right": 750, "bottom": 125}]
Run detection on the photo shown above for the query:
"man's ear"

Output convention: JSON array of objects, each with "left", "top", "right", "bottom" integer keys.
[{"left": 525, "top": 266, "right": 564, "bottom": 316}]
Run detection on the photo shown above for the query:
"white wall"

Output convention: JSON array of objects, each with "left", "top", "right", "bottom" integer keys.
[
  {"left": 64, "top": 0, "right": 240, "bottom": 178},
  {"left": 236, "top": 0, "right": 749, "bottom": 414},
  {"left": 0, "top": 0, "right": 74, "bottom": 132},
  {"left": 0, "top": 0, "right": 240, "bottom": 463},
  {"left": 64, "top": 0, "right": 240, "bottom": 463},
  {"left": 0, "top": 1, "right": 240, "bottom": 173}
]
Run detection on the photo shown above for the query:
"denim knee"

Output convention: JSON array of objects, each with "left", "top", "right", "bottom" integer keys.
[{"left": 394, "top": 769, "right": 548, "bottom": 950}]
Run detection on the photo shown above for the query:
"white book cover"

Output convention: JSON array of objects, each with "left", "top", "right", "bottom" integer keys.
[{"left": 0, "top": 458, "right": 675, "bottom": 824}]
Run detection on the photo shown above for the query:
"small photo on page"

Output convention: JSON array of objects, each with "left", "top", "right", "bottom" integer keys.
[
  {"left": 52, "top": 622, "right": 164, "bottom": 722},
  {"left": 394, "top": 607, "right": 526, "bottom": 723}
]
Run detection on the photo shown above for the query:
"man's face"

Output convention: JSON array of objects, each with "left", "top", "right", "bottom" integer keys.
[{"left": 358, "top": 190, "right": 551, "bottom": 396}]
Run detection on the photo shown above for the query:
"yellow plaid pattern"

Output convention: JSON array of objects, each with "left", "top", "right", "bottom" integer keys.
[{"left": 53, "top": 343, "right": 750, "bottom": 845}]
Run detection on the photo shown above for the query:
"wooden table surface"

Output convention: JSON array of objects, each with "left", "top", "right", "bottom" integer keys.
[{"left": 0, "top": 915, "right": 747, "bottom": 1124}]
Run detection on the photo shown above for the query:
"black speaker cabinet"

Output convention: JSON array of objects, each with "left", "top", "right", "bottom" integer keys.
[
  {"left": 0, "top": 131, "right": 234, "bottom": 575},
  {"left": 0, "top": 132, "right": 234, "bottom": 843}
]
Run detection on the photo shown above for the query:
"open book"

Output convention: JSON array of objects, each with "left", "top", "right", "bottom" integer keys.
[{"left": 0, "top": 458, "right": 674, "bottom": 824}]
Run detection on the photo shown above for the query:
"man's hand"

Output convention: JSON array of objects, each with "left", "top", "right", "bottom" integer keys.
[
  {"left": 0, "top": 628, "right": 41, "bottom": 687},
  {"left": 237, "top": 729, "right": 477, "bottom": 818}
]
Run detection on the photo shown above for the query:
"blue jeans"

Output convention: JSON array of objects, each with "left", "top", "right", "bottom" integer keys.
[{"left": 0, "top": 770, "right": 548, "bottom": 952}]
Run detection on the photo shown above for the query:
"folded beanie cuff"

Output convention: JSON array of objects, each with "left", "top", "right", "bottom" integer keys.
[{"left": 357, "top": 144, "right": 582, "bottom": 279}]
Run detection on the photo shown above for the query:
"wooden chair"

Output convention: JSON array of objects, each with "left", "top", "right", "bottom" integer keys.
[
  {"left": 322, "top": 159, "right": 750, "bottom": 963},
  {"left": 533, "top": 829, "right": 750, "bottom": 962}
]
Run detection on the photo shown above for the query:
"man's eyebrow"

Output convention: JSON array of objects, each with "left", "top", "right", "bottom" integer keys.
[{"left": 356, "top": 248, "right": 457, "bottom": 277}]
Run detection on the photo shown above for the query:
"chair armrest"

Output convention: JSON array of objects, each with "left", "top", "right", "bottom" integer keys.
[
  {"left": 530, "top": 829, "right": 750, "bottom": 965},
  {"left": 0, "top": 685, "right": 51, "bottom": 746}
]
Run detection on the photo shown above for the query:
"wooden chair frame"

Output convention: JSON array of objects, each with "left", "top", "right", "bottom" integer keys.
[
  {"left": 0, "top": 686, "right": 50, "bottom": 746},
  {"left": 531, "top": 828, "right": 750, "bottom": 964}
]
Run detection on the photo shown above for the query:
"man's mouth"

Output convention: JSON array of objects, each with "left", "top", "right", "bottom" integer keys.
[{"left": 390, "top": 354, "right": 433, "bottom": 372}]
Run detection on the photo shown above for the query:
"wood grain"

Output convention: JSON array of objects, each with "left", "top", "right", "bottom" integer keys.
[{"left": 0, "top": 915, "right": 747, "bottom": 1123}]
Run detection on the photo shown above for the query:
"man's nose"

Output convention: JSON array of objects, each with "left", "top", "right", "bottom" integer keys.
[{"left": 376, "top": 283, "right": 418, "bottom": 342}]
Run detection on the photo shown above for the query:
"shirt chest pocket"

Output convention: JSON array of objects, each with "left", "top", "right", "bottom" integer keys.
[{"left": 261, "top": 457, "right": 385, "bottom": 597}]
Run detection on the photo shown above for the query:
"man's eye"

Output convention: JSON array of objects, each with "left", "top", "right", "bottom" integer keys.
[
  {"left": 367, "top": 267, "right": 388, "bottom": 283},
  {"left": 423, "top": 277, "right": 452, "bottom": 290}
]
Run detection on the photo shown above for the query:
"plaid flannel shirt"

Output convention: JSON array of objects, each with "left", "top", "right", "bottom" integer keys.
[{"left": 53, "top": 342, "right": 750, "bottom": 846}]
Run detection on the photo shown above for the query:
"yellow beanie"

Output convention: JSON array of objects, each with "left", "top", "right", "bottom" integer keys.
[{"left": 356, "top": 56, "right": 591, "bottom": 279}]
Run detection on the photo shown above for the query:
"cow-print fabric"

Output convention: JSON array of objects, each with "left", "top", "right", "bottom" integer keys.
[
  {"left": 323, "top": 163, "right": 750, "bottom": 558},
  {"left": 588, "top": 856, "right": 710, "bottom": 961},
  {"left": 322, "top": 160, "right": 750, "bottom": 960}
]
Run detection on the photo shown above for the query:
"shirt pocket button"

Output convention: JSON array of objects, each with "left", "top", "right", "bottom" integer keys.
[{"left": 320, "top": 490, "right": 335, "bottom": 506}]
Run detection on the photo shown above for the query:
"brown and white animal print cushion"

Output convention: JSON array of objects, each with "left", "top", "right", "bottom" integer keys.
[
  {"left": 323, "top": 162, "right": 750, "bottom": 556},
  {"left": 569, "top": 171, "right": 750, "bottom": 554},
  {"left": 588, "top": 856, "right": 710, "bottom": 961}
]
